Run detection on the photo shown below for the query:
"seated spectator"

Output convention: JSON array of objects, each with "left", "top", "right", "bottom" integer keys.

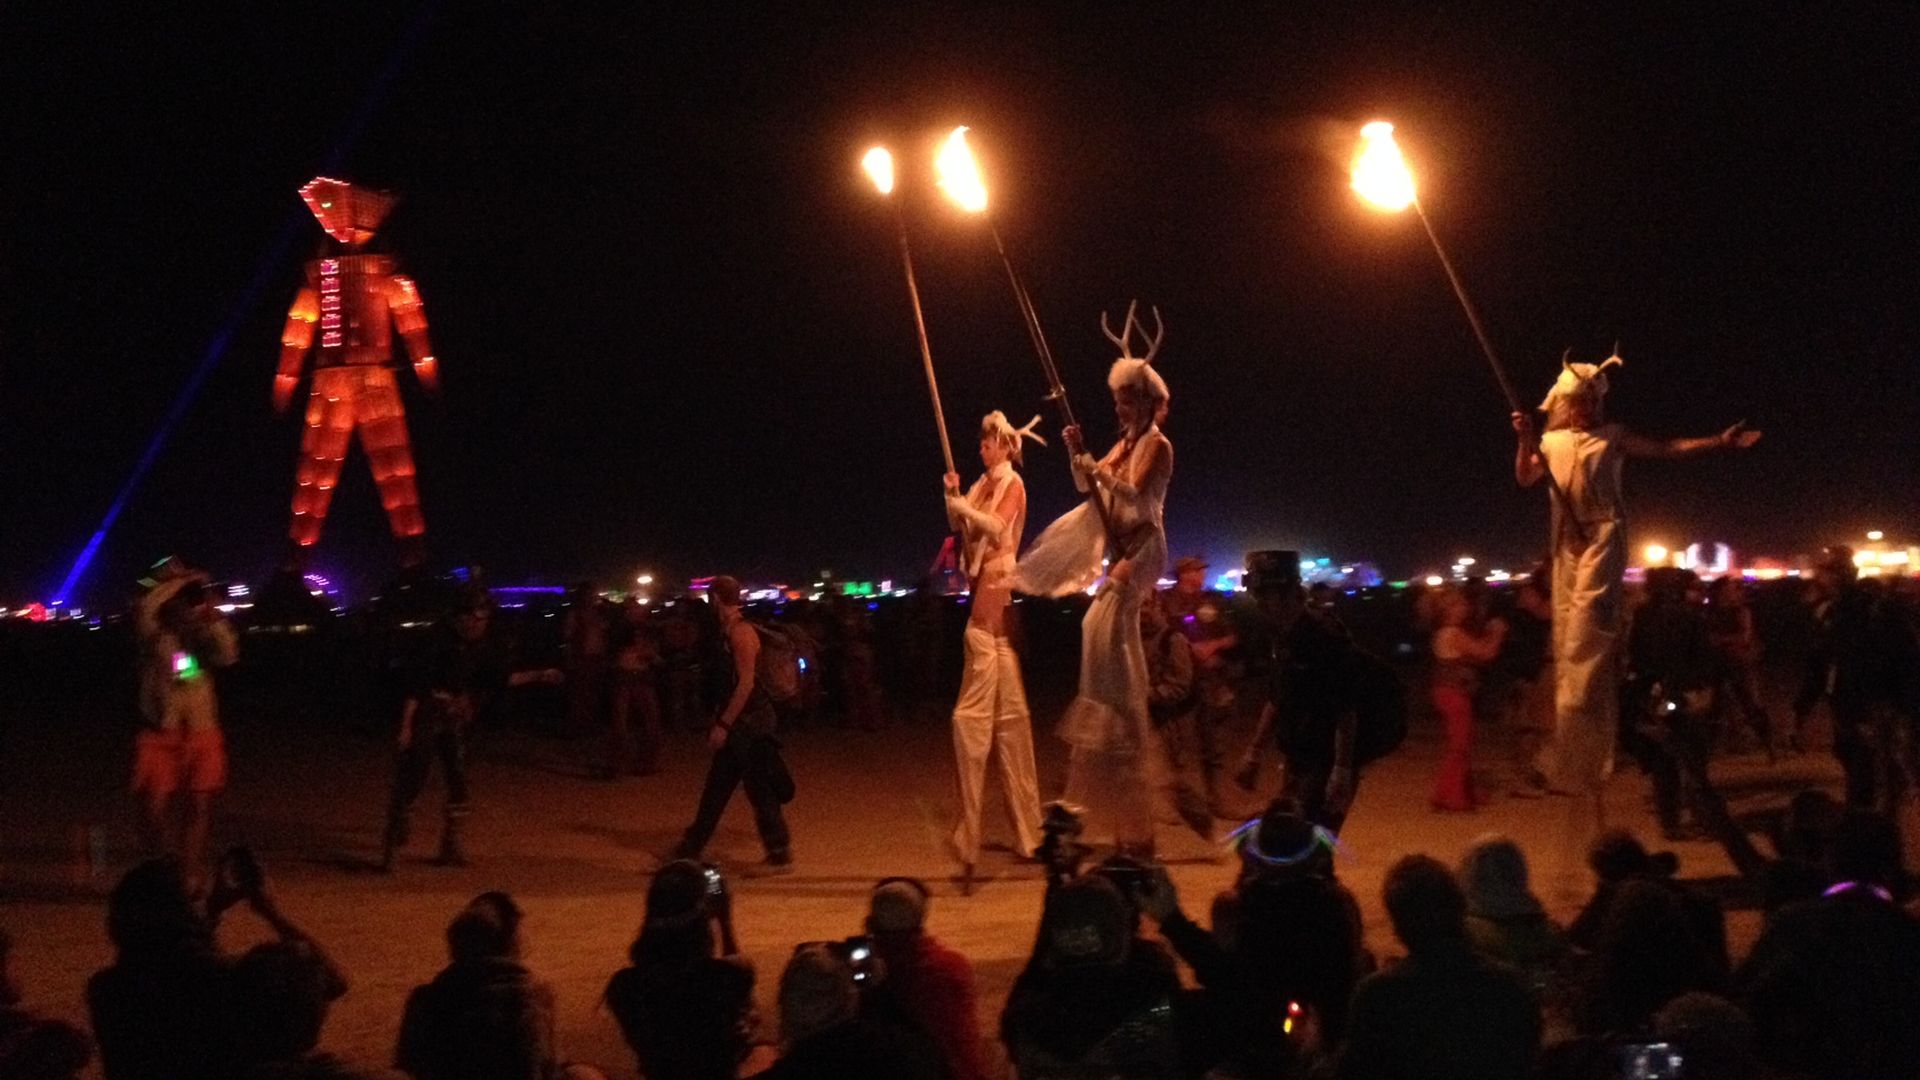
[
  {"left": 863, "top": 877, "right": 988, "bottom": 1080},
  {"left": 395, "top": 892, "right": 559, "bottom": 1080},
  {"left": 1138, "top": 805, "right": 1366, "bottom": 1077},
  {"left": 1335, "top": 855, "right": 1539, "bottom": 1080},
  {"left": 1568, "top": 830, "right": 1729, "bottom": 980},
  {"left": 1456, "top": 834, "right": 1567, "bottom": 992},
  {"left": 1650, "top": 993, "right": 1762, "bottom": 1080},
  {"left": 0, "top": 927, "right": 92, "bottom": 1080},
  {"left": 604, "top": 861, "right": 758, "bottom": 1080},
  {"left": 1001, "top": 875, "right": 1181, "bottom": 1079},
  {"left": 1576, "top": 879, "right": 1727, "bottom": 1038},
  {"left": 90, "top": 854, "right": 325, "bottom": 1080},
  {"left": 751, "top": 944, "right": 943, "bottom": 1079},
  {"left": 1740, "top": 810, "right": 1920, "bottom": 1080},
  {"left": 234, "top": 940, "right": 396, "bottom": 1080}
]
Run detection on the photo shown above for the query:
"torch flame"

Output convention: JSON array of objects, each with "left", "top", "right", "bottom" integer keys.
[
  {"left": 862, "top": 146, "right": 895, "bottom": 195},
  {"left": 1351, "top": 121, "right": 1416, "bottom": 212},
  {"left": 935, "top": 126, "right": 989, "bottom": 214}
]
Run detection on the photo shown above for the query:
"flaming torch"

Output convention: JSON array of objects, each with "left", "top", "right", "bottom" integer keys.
[
  {"left": 863, "top": 145, "right": 956, "bottom": 476},
  {"left": 1352, "top": 121, "right": 1583, "bottom": 539},
  {"left": 935, "top": 126, "right": 1120, "bottom": 547}
]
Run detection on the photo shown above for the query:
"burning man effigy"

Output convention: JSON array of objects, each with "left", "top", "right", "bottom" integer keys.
[
  {"left": 1015, "top": 304, "right": 1173, "bottom": 855},
  {"left": 1513, "top": 349, "right": 1761, "bottom": 796},
  {"left": 943, "top": 411, "right": 1048, "bottom": 882}
]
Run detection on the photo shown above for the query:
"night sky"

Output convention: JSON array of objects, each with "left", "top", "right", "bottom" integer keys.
[{"left": 4, "top": 5, "right": 1917, "bottom": 603}]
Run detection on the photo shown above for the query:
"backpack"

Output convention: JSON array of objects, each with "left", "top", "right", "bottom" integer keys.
[
  {"left": 1348, "top": 648, "right": 1409, "bottom": 765},
  {"left": 751, "top": 621, "right": 815, "bottom": 708}
]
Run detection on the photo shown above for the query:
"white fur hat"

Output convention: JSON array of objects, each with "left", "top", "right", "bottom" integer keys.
[{"left": 1102, "top": 301, "right": 1168, "bottom": 404}]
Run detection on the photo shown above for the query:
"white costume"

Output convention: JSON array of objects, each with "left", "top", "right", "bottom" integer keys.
[
  {"left": 945, "top": 413, "right": 1045, "bottom": 866},
  {"left": 1015, "top": 305, "right": 1172, "bottom": 849},
  {"left": 1534, "top": 357, "right": 1627, "bottom": 794}
]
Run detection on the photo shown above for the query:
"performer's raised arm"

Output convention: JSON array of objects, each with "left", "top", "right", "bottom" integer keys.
[
  {"left": 1619, "top": 422, "right": 1762, "bottom": 459},
  {"left": 1511, "top": 412, "right": 1546, "bottom": 487},
  {"left": 274, "top": 286, "right": 318, "bottom": 413}
]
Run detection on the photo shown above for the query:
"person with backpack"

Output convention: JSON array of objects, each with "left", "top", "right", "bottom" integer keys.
[
  {"left": 942, "top": 411, "right": 1047, "bottom": 885},
  {"left": 671, "top": 575, "right": 794, "bottom": 874},
  {"left": 1235, "top": 551, "right": 1404, "bottom": 835}
]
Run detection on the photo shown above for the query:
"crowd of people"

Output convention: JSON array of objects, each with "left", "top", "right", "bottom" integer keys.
[{"left": 8, "top": 792, "right": 1920, "bottom": 1079}]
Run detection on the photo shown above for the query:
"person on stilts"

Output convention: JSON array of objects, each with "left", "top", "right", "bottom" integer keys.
[
  {"left": 1016, "top": 303, "right": 1174, "bottom": 859},
  {"left": 943, "top": 412, "right": 1048, "bottom": 889}
]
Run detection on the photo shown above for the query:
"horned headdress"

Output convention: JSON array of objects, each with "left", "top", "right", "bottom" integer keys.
[
  {"left": 1102, "top": 300, "right": 1168, "bottom": 405},
  {"left": 1540, "top": 344, "right": 1623, "bottom": 412}
]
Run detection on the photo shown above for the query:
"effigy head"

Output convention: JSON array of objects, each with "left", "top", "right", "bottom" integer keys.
[{"left": 299, "top": 176, "right": 397, "bottom": 245}]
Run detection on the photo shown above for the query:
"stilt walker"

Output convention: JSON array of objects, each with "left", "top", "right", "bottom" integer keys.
[
  {"left": 1016, "top": 305, "right": 1174, "bottom": 856},
  {"left": 944, "top": 412, "right": 1048, "bottom": 886},
  {"left": 1514, "top": 350, "right": 1762, "bottom": 797}
]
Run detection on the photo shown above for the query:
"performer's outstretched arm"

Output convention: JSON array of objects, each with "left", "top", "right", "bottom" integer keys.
[
  {"left": 388, "top": 275, "right": 439, "bottom": 394},
  {"left": 274, "top": 286, "right": 319, "bottom": 413},
  {"left": 1619, "top": 422, "right": 1762, "bottom": 459},
  {"left": 1511, "top": 412, "right": 1546, "bottom": 487}
]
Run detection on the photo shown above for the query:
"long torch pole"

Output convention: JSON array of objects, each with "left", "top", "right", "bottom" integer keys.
[
  {"left": 985, "top": 221, "right": 1123, "bottom": 550},
  {"left": 1411, "top": 198, "right": 1587, "bottom": 545},
  {"left": 892, "top": 212, "right": 956, "bottom": 476}
]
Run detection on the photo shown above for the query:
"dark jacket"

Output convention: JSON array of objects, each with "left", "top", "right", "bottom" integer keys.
[
  {"left": 604, "top": 955, "right": 756, "bottom": 1080},
  {"left": 394, "top": 958, "right": 556, "bottom": 1080},
  {"left": 750, "top": 1018, "right": 945, "bottom": 1080},
  {"left": 1335, "top": 937, "right": 1539, "bottom": 1080},
  {"left": 88, "top": 946, "right": 240, "bottom": 1080},
  {"left": 1001, "top": 943, "right": 1182, "bottom": 1080}
]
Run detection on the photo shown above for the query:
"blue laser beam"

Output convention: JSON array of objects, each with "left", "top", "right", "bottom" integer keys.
[{"left": 50, "top": 2, "right": 441, "bottom": 607}]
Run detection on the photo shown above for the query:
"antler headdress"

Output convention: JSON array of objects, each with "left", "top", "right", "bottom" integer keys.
[
  {"left": 1102, "top": 300, "right": 1169, "bottom": 404},
  {"left": 981, "top": 410, "right": 1047, "bottom": 463}
]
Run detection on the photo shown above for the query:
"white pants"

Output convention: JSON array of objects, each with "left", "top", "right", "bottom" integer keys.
[{"left": 951, "top": 626, "right": 1043, "bottom": 862}]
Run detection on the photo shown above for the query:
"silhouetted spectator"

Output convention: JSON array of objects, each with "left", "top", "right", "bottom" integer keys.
[
  {"left": 90, "top": 855, "right": 325, "bottom": 1080},
  {"left": 751, "top": 944, "right": 942, "bottom": 1080},
  {"left": 1001, "top": 875, "right": 1181, "bottom": 1079},
  {"left": 604, "top": 862, "right": 757, "bottom": 1080},
  {"left": 233, "top": 940, "right": 395, "bottom": 1080},
  {"left": 1576, "top": 879, "right": 1726, "bottom": 1038},
  {"left": 1567, "top": 831, "right": 1728, "bottom": 980},
  {"left": 1335, "top": 855, "right": 1538, "bottom": 1080},
  {"left": 864, "top": 878, "right": 986, "bottom": 1080},
  {"left": 395, "top": 892, "right": 558, "bottom": 1080},
  {"left": 1456, "top": 834, "right": 1567, "bottom": 993},
  {"left": 1650, "top": 993, "right": 1763, "bottom": 1080},
  {"left": 1740, "top": 811, "right": 1920, "bottom": 1080},
  {"left": 0, "top": 927, "right": 92, "bottom": 1080},
  {"left": 1139, "top": 804, "right": 1364, "bottom": 1076}
]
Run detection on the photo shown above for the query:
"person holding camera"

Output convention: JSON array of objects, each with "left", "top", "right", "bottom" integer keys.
[
  {"left": 754, "top": 944, "right": 944, "bottom": 1080},
  {"left": 1133, "top": 804, "right": 1368, "bottom": 1077},
  {"left": 131, "top": 557, "right": 240, "bottom": 888},
  {"left": 88, "top": 852, "right": 336, "bottom": 1080},
  {"left": 603, "top": 861, "right": 759, "bottom": 1080},
  {"left": 1000, "top": 873, "right": 1182, "bottom": 1079},
  {"left": 862, "top": 877, "right": 988, "bottom": 1080}
]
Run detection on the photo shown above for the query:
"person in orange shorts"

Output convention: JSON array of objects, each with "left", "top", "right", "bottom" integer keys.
[{"left": 131, "top": 558, "right": 239, "bottom": 887}]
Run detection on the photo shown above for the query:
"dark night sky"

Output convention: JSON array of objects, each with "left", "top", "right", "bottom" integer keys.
[{"left": 4, "top": 4, "right": 1918, "bottom": 603}]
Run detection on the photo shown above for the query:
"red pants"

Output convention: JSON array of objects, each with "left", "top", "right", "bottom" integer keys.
[{"left": 1430, "top": 684, "right": 1478, "bottom": 811}]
